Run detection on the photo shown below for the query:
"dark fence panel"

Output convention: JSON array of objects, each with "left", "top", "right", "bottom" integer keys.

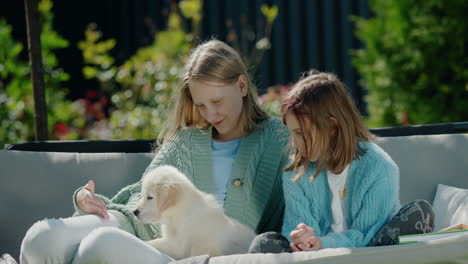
[
  {"left": 1, "top": 0, "right": 371, "bottom": 111},
  {"left": 200, "top": 0, "right": 371, "bottom": 112}
]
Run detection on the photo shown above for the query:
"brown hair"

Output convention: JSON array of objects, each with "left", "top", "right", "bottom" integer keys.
[
  {"left": 158, "top": 40, "right": 268, "bottom": 145},
  {"left": 282, "top": 70, "right": 374, "bottom": 181}
]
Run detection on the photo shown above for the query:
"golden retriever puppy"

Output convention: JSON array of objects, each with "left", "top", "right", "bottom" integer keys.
[{"left": 134, "top": 165, "right": 256, "bottom": 260}]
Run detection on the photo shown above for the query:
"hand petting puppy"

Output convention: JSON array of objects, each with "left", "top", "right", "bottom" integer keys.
[{"left": 289, "top": 223, "right": 322, "bottom": 252}]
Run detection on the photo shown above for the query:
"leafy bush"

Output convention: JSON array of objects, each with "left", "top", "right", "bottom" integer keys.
[
  {"left": 258, "top": 85, "right": 289, "bottom": 117},
  {"left": 2, "top": 1, "right": 280, "bottom": 143},
  {"left": 0, "top": 0, "right": 85, "bottom": 145},
  {"left": 79, "top": 8, "right": 192, "bottom": 139},
  {"left": 79, "top": 1, "right": 279, "bottom": 139},
  {"left": 225, "top": 4, "right": 278, "bottom": 77},
  {"left": 353, "top": 0, "right": 468, "bottom": 127}
]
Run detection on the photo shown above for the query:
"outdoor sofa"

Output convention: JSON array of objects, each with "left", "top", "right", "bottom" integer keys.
[{"left": 1, "top": 122, "right": 468, "bottom": 263}]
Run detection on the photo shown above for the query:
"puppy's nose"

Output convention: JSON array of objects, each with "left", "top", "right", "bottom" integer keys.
[{"left": 133, "top": 209, "right": 140, "bottom": 216}]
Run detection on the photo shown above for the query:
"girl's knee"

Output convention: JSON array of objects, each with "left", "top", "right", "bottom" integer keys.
[
  {"left": 80, "top": 227, "right": 122, "bottom": 250},
  {"left": 415, "top": 199, "right": 435, "bottom": 229},
  {"left": 398, "top": 199, "right": 435, "bottom": 233},
  {"left": 415, "top": 199, "right": 433, "bottom": 212},
  {"left": 254, "top": 231, "right": 282, "bottom": 241},
  {"left": 409, "top": 199, "right": 435, "bottom": 220},
  {"left": 74, "top": 227, "right": 125, "bottom": 263},
  {"left": 21, "top": 219, "right": 70, "bottom": 260},
  {"left": 249, "top": 232, "right": 291, "bottom": 253}
]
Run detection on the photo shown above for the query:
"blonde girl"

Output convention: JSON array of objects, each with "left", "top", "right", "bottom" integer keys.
[
  {"left": 21, "top": 40, "right": 289, "bottom": 263},
  {"left": 249, "top": 70, "right": 434, "bottom": 253}
]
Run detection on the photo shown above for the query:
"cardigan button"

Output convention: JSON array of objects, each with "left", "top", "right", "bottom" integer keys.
[{"left": 232, "top": 179, "right": 242, "bottom": 188}]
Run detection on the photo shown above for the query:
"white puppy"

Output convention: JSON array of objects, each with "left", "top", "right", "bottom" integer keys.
[{"left": 134, "top": 165, "right": 256, "bottom": 260}]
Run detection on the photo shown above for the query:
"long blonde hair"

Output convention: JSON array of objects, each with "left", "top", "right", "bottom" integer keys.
[
  {"left": 158, "top": 40, "right": 268, "bottom": 145},
  {"left": 282, "top": 70, "right": 374, "bottom": 181}
]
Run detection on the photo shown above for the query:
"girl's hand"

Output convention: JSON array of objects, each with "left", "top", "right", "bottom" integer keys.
[
  {"left": 289, "top": 223, "right": 322, "bottom": 251},
  {"left": 290, "top": 223, "right": 314, "bottom": 245},
  {"left": 76, "top": 180, "right": 109, "bottom": 219},
  {"left": 290, "top": 235, "right": 323, "bottom": 252}
]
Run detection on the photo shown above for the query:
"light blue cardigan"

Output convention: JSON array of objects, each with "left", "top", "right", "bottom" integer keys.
[{"left": 281, "top": 141, "right": 401, "bottom": 248}]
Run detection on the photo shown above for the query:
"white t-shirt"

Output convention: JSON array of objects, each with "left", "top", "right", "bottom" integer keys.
[{"left": 327, "top": 165, "right": 350, "bottom": 233}]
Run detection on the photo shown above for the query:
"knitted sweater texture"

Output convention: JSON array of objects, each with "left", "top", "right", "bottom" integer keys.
[
  {"left": 74, "top": 118, "right": 289, "bottom": 241},
  {"left": 282, "top": 142, "right": 401, "bottom": 248}
]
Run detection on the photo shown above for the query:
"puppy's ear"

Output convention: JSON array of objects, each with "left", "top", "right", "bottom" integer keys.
[{"left": 156, "top": 183, "right": 180, "bottom": 213}]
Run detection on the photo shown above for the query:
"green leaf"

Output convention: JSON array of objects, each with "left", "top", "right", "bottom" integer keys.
[{"left": 261, "top": 5, "right": 278, "bottom": 24}]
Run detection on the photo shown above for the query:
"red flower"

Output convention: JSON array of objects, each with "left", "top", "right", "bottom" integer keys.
[
  {"left": 279, "top": 85, "right": 290, "bottom": 95},
  {"left": 86, "top": 90, "right": 99, "bottom": 99},
  {"left": 100, "top": 96, "right": 108, "bottom": 106},
  {"left": 54, "top": 122, "right": 69, "bottom": 135}
]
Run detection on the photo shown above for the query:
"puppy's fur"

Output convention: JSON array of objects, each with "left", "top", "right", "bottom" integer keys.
[{"left": 134, "top": 165, "right": 256, "bottom": 260}]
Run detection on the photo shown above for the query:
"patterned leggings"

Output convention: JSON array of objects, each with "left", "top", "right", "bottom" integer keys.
[{"left": 249, "top": 199, "right": 434, "bottom": 253}]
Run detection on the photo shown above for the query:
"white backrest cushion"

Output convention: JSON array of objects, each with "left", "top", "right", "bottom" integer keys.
[{"left": 432, "top": 184, "right": 468, "bottom": 231}]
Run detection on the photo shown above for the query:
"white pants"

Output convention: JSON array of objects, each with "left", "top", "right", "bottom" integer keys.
[{"left": 20, "top": 213, "right": 174, "bottom": 264}]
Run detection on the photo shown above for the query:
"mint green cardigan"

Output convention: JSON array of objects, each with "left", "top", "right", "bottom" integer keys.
[{"left": 73, "top": 118, "right": 290, "bottom": 241}]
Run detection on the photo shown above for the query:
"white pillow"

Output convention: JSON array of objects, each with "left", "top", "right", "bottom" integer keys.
[{"left": 432, "top": 184, "right": 468, "bottom": 231}]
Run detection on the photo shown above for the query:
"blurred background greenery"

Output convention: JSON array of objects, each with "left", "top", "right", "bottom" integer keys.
[
  {"left": 0, "top": 0, "right": 467, "bottom": 145},
  {"left": 353, "top": 0, "right": 468, "bottom": 127}
]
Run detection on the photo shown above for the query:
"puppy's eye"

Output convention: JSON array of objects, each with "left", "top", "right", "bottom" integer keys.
[{"left": 147, "top": 196, "right": 153, "bottom": 200}]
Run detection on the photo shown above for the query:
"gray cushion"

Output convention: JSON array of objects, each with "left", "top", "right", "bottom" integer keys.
[
  {"left": 376, "top": 134, "right": 468, "bottom": 204},
  {"left": 1, "top": 133, "right": 467, "bottom": 260},
  {"left": 0, "top": 150, "right": 154, "bottom": 258}
]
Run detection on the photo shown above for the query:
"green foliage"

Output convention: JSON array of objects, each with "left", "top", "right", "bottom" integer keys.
[
  {"left": 107, "top": 26, "right": 189, "bottom": 139},
  {"left": 226, "top": 4, "right": 278, "bottom": 77},
  {"left": 79, "top": 0, "right": 279, "bottom": 140},
  {"left": 258, "top": 85, "right": 289, "bottom": 118},
  {"left": 79, "top": 4, "right": 194, "bottom": 139},
  {"left": 261, "top": 4, "right": 279, "bottom": 25},
  {"left": 353, "top": 0, "right": 468, "bottom": 127},
  {"left": 2, "top": 0, "right": 280, "bottom": 143},
  {"left": 78, "top": 23, "right": 117, "bottom": 84},
  {"left": 0, "top": 0, "right": 85, "bottom": 145}
]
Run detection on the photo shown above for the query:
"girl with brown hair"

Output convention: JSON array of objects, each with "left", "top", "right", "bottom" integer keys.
[{"left": 249, "top": 70, "right": 434, "bottom": 253}]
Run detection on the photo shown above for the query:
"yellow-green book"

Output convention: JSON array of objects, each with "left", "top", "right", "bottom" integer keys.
[{"left": 399, "top": 228, "right": 468, "bottom": 245}]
